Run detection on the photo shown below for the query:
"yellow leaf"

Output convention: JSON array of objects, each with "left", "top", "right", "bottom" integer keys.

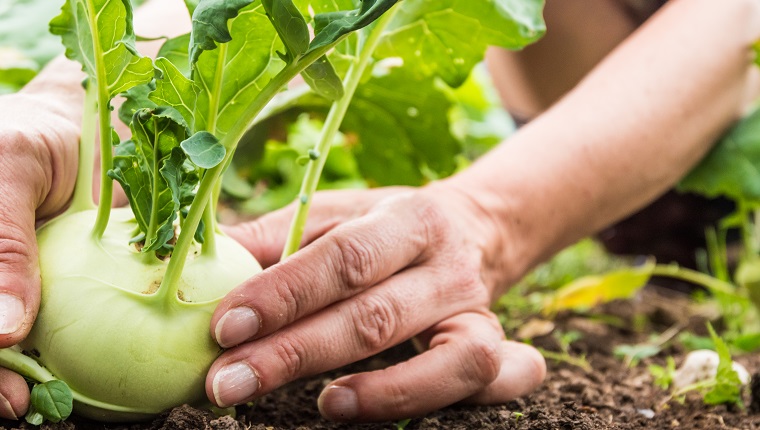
[{"left": 542, "top": 260, "right": 655, "bottom": 315}]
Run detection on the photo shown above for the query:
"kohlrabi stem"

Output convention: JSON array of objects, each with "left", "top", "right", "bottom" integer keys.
[
  {"left": 68, "top": 82, "right": 98, "bottom": 213},
  {"left": 281, "top": 6, "right": 400, "bottom": 258},
  {"left": 201, "top": 202, "right": 217, "bottom": 256},
  {"left": 145, "top": 129, "right": 162, "bottom": 245},
  {"left": 157, "top": 41, "right": 344, "bottom": 304},
  {"left": 196, "top": 43, "right": 228, "bottom": 256},
  {"left": 0, "top": 348, "right": 163, "bottom": 414},
  {"left": 87, "top": 0, "right": 114, "bottom": 240}
]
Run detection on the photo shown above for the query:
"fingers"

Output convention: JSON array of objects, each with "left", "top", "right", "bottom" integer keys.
[
  {"left": 206, "top": 263, "right": 484, "bottom": 408},
  {"left": 463, "top": 340, "right": 547, "bottom": 405},
  {"left": 224, "top": 188, "right": 406, "bottom": 267},
  {"left": 317, "top": 313, "right": 546, "bottom": 422},
  {"left": 212, "top": 193, "right": 438, "bottom": 347},
  {"left": 0, "top": 368, "right": 29, "bottom": 419}
]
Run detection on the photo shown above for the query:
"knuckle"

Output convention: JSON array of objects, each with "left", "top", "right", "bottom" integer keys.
[
  {"left": 270, "top": 272, "right": 301, "bottom": 323},
  {"left": 412, "top": 195, "right": 449, "bottom": 249},
  {"left": 271, "top": 334, "right": 307, "bottom": 381},
  {"left": 333, "top": 235, "right": 378, "bottom": 289},
  {"left": 436, "top": 258, "right": 490, "bottom": 307},
  {"left": 0, "top": 235, "right": 34, "bottom": 272},
  {"left": 349, "top": 295, "right": 399, "bottom": 351},
  {"left": 459, "top": 338, "right": 501, "bottom": 387}
]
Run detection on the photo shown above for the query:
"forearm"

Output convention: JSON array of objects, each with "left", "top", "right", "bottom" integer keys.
[{"left": 447, "top": 0, "right": 760, "bottom": 290}]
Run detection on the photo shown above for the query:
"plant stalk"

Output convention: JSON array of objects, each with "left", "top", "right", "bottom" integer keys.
[
  {"left": 157, "top": 40, "right": 345, "bottom": 304},
  {"left": 0, "top": 348, "right": 163, "bottom": 414},
  {"left": 68, "top": 82, "right": 98, "bottom": 213},
  {"left": 281, "top": 5, "right": 400, "bottom": 258},
  {"left": 87, "top": 0, "right": 115, "bottom": 240}
]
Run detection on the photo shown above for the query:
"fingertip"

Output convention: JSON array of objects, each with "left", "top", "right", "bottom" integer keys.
[
  {"left": 318, "top": 383, "right": 359, "bottom": 422},
  {"left": 465, "top": 341, "right": 547, "bottom": 405},
  {"left": 0, "top": 289, "right": 36, "bottom": 347},
  {"left": 0, "top": 368, "right": 29, "bottom": 420}
]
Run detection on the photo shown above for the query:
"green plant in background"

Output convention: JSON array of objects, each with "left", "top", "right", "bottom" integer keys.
[{"left": 0, "top": 0, "right": 546, "bottom": 424}]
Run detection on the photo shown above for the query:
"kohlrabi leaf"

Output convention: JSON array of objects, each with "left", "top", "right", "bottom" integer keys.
[
  {"left": 27, "top": 380, "right": 73, "bottom": 424},
  {"left": 119, "top": 80, "right": 157, "bottom": 125},
  {"left": 50, "top": 0, "right": 154, "bottom": 97},
  {"left": 679, "top": 108, "right": 760, "bottom": 205},
  {"left": 109, "top": 152, "right": 151, "bottom": 233},
  {"left": 310, "top": 0, "right": 400, "bottom": 53},
  {"left": 151, "top": 57, "right": 199, "bottom": 128},
  {"left": 184, "top": 0, "right": 200, "bottom": 16},
  {"left": 192, "top": 3, "right": 286, "bottom": 137},
  {"left": 375, "top": 0, "right": 546, "bottom": 87},
  {"left": 113, "top": 107, "right": 197, "bottom": 254},
  {"left": 262, "top": 0, "right": 309, "bottom": 62},
  {"left": 302, "top": 55, "right": 344, "bottom": 100},
  {"left": 181, "top": 131, "right": 226, "bottom": 169},
  {"left": 188, "top": 0, "right": 254, "bottom": 67},
  {"left": 345, "top": 67, "right": 461, "bottom": 185},
  {"left": 157, "top": 33, "right": 191, "bottom": 77}
]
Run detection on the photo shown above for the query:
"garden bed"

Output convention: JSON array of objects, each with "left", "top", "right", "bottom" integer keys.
[{"left": 3, "top": 285, "right": 759, "bottom": 430}]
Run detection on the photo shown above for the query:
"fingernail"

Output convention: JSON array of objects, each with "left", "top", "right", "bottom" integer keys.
[
  {"left": 318, "top": 385, "right": 358, "bottom": 421},
  {"left": 215, "top": 307, "right": 260, "bottom": 348},
  {"left": 0, "top": 392, "right": 18, "bottom": 420},
  {"left": 212, "top": 362, "right": 259, "bottom": 407},
  {"left": 0, "top": 294, "right": 24, "bottom": 335}
]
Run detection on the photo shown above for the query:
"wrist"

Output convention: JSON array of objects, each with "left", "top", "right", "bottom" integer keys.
[{"left": 421, "top": 178, "right": 527, "bottom": 299}]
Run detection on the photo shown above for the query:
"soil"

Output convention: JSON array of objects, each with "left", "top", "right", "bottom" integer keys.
[{"left": 3, "top": 286, "right": 760, "bottom": 430}]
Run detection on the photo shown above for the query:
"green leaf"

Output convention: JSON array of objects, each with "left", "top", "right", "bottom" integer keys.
[
  {"left": 181, "top": 131, "right": 226, "bottom": 168},
  {"left": 346, "top": 67, "right": 461, "bottom": 185},
  {"left": 375, "top": 0, "right": 545, "bottom": 87},
  {"left": 614, "top": 344, "right": 661, "bottom": 367},
  {"left": 157, "top": 33, "right": 192, "bottom": 77},
  {"left": 113, "top": 107, "right": 194, "bottom": 253},
  {"left": 109, "top": 152, "right": 152, "bottom": 233},
  {"left": 704, "top": 324, "right": 743, "bottom": 406},
  {"left": 184, "top": 0, "right": 200, "bottom": 16},
  {"left": 310, "top": 0, "right": 400, "bottom": 53},
  {"left": 188, "top": 0, "right": 254, "bottom": 66},
  {"left": 192, "top": 3, "right": 286, "bottom": 138},
  {"left": 302, "top": 55, "right": 344, "bottom": 100},
  {"left": 119, "top": 80, "right": 157, "bottom": 125},
  {"left": 734, "top": 332, "right": 760, "bottom": 353},
  {"left": 262, "top": 0, "right": 309, "bottom": 62},
  {"left": 49, "top": 0, "right": 154, "bottom": 97},
  {"left": 24, "top": 406, "right": 44, "bottom": 426},
  {"left": 28, "top": 380, "right": 73, "bottom": 424},
  {"left": 679, "top": 107, "right": 760, "bottom": 204},
  {"left": 145, "top": 148, "right": 187, "bottom": 253},
  {"left": 151, "top": 57, "right": 199, "bottom": 128}
]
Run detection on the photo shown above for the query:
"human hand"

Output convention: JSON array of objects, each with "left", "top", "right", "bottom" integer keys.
[
  {"left": 0, "top": 92, "right": 81, "bottom": 419},
  {"left": 209, "top": 184, "right": 546, "bottom": 422}
]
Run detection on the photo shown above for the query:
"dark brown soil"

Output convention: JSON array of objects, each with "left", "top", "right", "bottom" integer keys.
[{"left": 3, "top": 286, "right": 760, "bottom": 430}]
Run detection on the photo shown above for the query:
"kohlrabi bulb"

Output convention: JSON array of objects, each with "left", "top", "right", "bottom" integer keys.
[{"left": 24, "top": 208, "right": 261, "bottom": 421}]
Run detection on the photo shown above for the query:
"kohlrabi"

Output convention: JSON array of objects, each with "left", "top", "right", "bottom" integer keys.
[{"left": 0, "top": 0, "right": 398, "bottom": 422}]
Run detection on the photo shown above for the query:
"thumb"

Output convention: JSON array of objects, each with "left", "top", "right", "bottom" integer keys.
[{"left": 0, "top": 134, "right": 47, "bottom": 347}]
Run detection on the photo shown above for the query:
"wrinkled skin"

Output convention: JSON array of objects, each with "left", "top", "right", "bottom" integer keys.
[
  {"left": 216, "top": 187, "right": 546, "bottom": 421},
  {"left": 0, "top": 92, "right": 79, "bottom": 419},
  {"left": 0, "top": 90, "right": 546, "bottom": 422}
]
